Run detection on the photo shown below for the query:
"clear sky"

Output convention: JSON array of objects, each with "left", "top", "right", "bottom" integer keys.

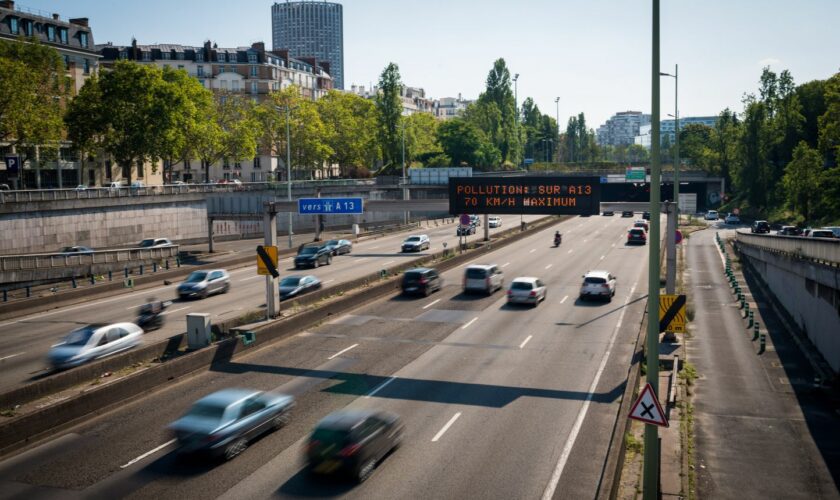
[{"left": 18, "top": 0, "right": 840, "bottom": 128}]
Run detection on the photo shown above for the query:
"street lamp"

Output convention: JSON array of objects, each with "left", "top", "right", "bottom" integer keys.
[
  {"left": 660, "top": 65, "right": 679, "bottom": 295},
  {"left": 401, "top": 118, "right": 408, "bottom": 224},
  {"left": 275, "top": 104, "right": 296, "bottom": 249},
  {"left": 659, "top": 65, "right": 679, "bottom": 205},
  {"left": 554, "top": 97, "right": 560, "bottom": 163},
  {"left": 513, "top": 73, "right": 520, "bottom": 168}
]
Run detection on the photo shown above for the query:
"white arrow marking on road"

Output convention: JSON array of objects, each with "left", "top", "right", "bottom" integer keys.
[
  {"left": 519, "top": 335, "right": 533, "bottom": 349},
  {"left": 431, "top": 412, "right": 462, "bottom": 442},
  {"left": 120, "top": 439, "right": 176, "bottom": 469},
  {"left": 461, "top": 317, "right": 478, "bottom": 330},
  {"left": 328, "top": 343, "right": 359, "bottom": 360},
  {"left": 422, "top": 298, "right": 441, "bottom": 310},
  {"left": 560, "top": 295, "right": 568, "bottom": 304}
]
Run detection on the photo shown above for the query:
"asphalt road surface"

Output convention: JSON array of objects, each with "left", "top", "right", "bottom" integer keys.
[
  {"left": 0, "top": 213, "right": 659, "bottom": 499},
  {"left": 0, "top": 215, "right": 542, "bottom": 392}
]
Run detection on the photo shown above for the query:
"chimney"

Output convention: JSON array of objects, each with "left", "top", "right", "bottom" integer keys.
[
  {"left": 69, "top": 17, "right": 89, "bottom": 27},
  {"left": 0, "top": 1, "right": 15, "bottom": 10},
  {"left": 319, "top": 61, "right": 330, "bottom": 76},
  {"left": 52, "top": 13, "right": 60, "bottom": 20},
  {"left": 251, "top": 41, "right": 265, "bottom": 52}
]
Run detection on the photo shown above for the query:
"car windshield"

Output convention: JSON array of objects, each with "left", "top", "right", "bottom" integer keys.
[
  {"left": 185, "top": 271, "right": 208, "bottom": 283},
  {"left": 630, "top": 229, "right": 644, "bottom": 235},
  {"left": 511, "top": 281, "right": 533, "bottom": 290},
  {"left": 812, "top": 231, "right": 833, "bottom": 237},
  {"left": 186, "top": 402, "right": 227, "bottom": 421},
  {"left": 280, "top": 277, "right": 301, "bottom": 286},
  {"left": 326, "top": 240, "right": 339, "bottom": 246},
  {"left": 404, "top": 271, "right": 422, "bottom": 281},
  {"left": 405, "top": 237, "right": 420, "bottom": 242},
  {"left": 139, "top": 239, "right": 155, "bottom": 247},
  {"left": 300, "top": 247, "right": 318, "bottom": 255},
  {"left": 466, "top": 268, "right": 488, "bottom": 279},
  {"left": 61, "top": 247, "right": 75, "bottom": 252},
  {"left": 585, "top": 276, "right": 607, "bottom": 284},
  {"left": 312, "top": 428, "right": 350, "bottom": 446},
  {"left": 65, "top": 325, "right": 97, "bottom": 346}
]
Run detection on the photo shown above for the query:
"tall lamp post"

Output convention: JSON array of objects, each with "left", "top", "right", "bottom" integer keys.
[
  {"left": 660, "top": 65, "right": 679, "bottom": 294},
  {"left": 554, "top": 97, "right": 560, "bottom": 163},
  {"left": 275, "top": 104, "right": 296, "bottom": 249},
  {"left": 513, "top": 73, "right": 520, "bottom": 168},
  {"left": 401, "top": 119, "right": 408, "bottom": 224}
]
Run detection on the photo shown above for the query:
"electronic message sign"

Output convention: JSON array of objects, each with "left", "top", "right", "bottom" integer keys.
[{"left": 448, "top": 176, "right": 600, "bottom": 215}]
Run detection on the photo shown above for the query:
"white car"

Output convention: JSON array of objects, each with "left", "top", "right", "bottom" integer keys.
[
  {"left": 704, "top": 210, "right": 719, "bottom": 221},
  {"left": 401, "top": 234, "right": 430, "bottom": 252},
  {"left": 821, "top": 226, "right": 840, "bottom": 238},
  {"left": 488, "top": 216, "right": 502, "bottom": 228},
  {"left": 138, "top": 237, "right": 174, "bottom": 249},
  {"left": 48, "top": 323, "right": 144, "bottom": 370},
  {"left": 579, "top": 270, "right": 617, "bottom": 302},
  {"left": 506, "top": 277, "right": 547, "bottom": 307},
  {"left": 463, "top": 264, "right": 504, "bottom": 294},
  {"left": 808, "top": 229, "right": 836, "bottom": 239},
  {"left": 724, "top": 213, "right": 740, "bottom": 224}
]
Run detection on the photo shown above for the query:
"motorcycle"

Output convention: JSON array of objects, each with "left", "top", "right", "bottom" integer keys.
[
  {"left": 553, "top": 234, "right": 562, "bottom": 247},
  {"left": 137, "top": 300, "right": 171, "bottom": 331}
]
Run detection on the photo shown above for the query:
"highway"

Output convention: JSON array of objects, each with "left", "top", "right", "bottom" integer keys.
[
  {"left": 0, "top": 213, "right": 659, "bottom": 499},
  {"left": 0, "top": 215, "right": 542, "bottom": 392}
]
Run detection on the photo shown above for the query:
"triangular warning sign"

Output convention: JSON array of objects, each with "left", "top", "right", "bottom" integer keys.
[{"left": 628, "top": 383, "right": 669, "bottom": 427}]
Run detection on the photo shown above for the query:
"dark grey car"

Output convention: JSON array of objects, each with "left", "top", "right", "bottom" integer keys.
[
  {"left": 323, "top": 239, "right": 352, "bottom": 256},
  {"left": 279, "top": 275, "right": 322, "bottom": 300},
  {"left": 177, "top": 269, "right": 231, "bottom": 299},
  {"left": 295, "top": 245, "right": 332, "bottom": 268},
  {"left": 169, "top": 388, "right": 294, "bottom": 460}
]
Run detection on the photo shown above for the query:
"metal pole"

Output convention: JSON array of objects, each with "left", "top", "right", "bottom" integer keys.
[
  {"left": 555, "top": 97, "right": 560, "bottom": 163},
  {"left": 665, "top": 64, "right": 679, "bottom": 294},
  {"left": 402, "top": 121, "right": 408, "bottom": 225},
  {"left": 644, "top": 0, "right": 661, "bottom": 498},
  {"left": 264, "top": 202, "right": 278, "bottom": 319},
  {"left": 286, "top": 106, "right": 293, "bottom": 249},
  {"left": 513, "top": 73, "right": 520, "bottom": 168},
  {"left": 674, "top": 64, "right": 680, "bottom": 211}
]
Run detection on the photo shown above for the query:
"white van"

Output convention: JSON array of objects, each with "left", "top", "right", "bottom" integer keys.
[{"left": 463, "top": 264, "right": 504, "bottom": 294}]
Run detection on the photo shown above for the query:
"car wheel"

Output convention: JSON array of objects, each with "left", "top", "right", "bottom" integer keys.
[
  {"left": 223, "top": 283, "right": 230, "bottom": 294},
  {"left": 200, "top": 289, "right": 208, "bottom": 300},
  {"left": 326, "top": 255, "right": 332, "bottom": 265},
  {"left": 357, "top": 458, "right": 377, "bottom": 483},
  {"left": 272, "top": 412, "right": 291, "bottom": 430},
  {"left": 224, "top": 438, "right": 248, "bottom": 461},
  {"left": 313, "top": 260, "right": 319, "bottom": 268}
]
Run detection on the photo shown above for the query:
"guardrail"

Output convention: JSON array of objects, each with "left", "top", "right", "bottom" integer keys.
[
  {"left": 0, "top": 246, "right": 180, "bottom": 273},
  {"left": 735, "top": 231, "right": 840, "bottom": 265}
]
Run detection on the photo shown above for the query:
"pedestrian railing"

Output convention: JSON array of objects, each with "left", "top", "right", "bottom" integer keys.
[
  {"left": 0, "top": 246, "right": 180, "bottom": 272},
  {"left": 735, "top": 231, "right": 840, "bottom": 265}
]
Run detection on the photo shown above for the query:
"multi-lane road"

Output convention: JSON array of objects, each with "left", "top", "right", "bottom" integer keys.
[
  {"left": 0, "top": 215, "right": 542, "bottom": 392},
  {"left": 0, "top": 213, "right": 659, "bottom": 499}
]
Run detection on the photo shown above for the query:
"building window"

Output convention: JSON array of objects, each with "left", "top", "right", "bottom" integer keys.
[
  {"left": 223, "top": 158, "right": 230, "bottom": 170},
  {"left": 251, "top": 172, "right": 258, "bottom": 182},
  {"left": 220, "top": 80, "right": 228, "bottom": 90},
  {"left": 176, "top": 52, "right": 184, "bottom": 60},
  {"left": 23, "top": 20, "right": 33, "bottom": 36},
  {"left": 63, "top": 55, "right": 70, "bottom": 69},
  {"left": 83, "top": 58, "right": 90, "bottom": 74},
  {"left": 178, "top": 65, "right": 184, "bottom": 70},
  {"left": 218, "top": 53, "right": 226, "bottom": 62},
  {"left": 253, "top": 157, "right": 261, "bottom": 169},
  {"left": 223, "top": 172, "right": 231, "bottom": 181},
  {"left": 184, "top": 160, "right": 192, "bottom": 171},
  {"left": 232, "top": 80, "right": 239, "bottom": 91},
  {"left": 9, "top": 17, "right": 18, "bottom": 35},
  {"left": 142, "top": 51, "right": 151, "bottom": 61},
  {"left": 251, "top": 82, "right": 258, "bottom": 94},
  {"left": 272, "top": 81, "right": 279, "bottom": 91},
  {"left": 250, "top": 65, "right": 258, "bottom": 77},
  {"left": 105, "top": 160, "right": 112, "bottom": 180},
  {"left": 248, "top": 53, "right": 257, "bottom": 64},
  {"left": 137, "top": 162, "right": 144, "bottom": 178},
  {"left": 119, "top": 51, "right": 127, "bottom": 60},
  {"left": 121, "top": 163, "right": 130, "bottom": 179},
  {"left": 162, "top": 52, "right": 171, "bottom": 60},
  {"left": 234, "top": 161, "right": 241, "bottom": 169},
  {"left": 46, "top": 24, "right": 55, "bottom": 41},
  {"left": 79, "top": 32, "right": 88, "bottom": 47},
  {"left": 197, "top": 65, "right": 204, "bottom": 77},
  {"left": 196, "top": 51, "right": 204, "bottom": 62},
  {"left": 60, "top": 28, "right": 68, "bottom": 44}
]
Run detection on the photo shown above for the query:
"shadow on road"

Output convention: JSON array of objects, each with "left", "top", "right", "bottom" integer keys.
[
  {"left": 276, "top": 467, "right": 356, "bottom": 498},
  {"left": 574, "top": 295, "right": 648, "bottom": 329}
]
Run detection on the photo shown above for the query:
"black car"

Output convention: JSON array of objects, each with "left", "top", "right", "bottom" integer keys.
[
  {"left": 323, "top": 239, "right": 352, "bottom": 256},
  {"left": 751, "top": 220, "right": 770, "bottom": 234},
  {"left": 306, "top": 410, "right": 403, "bottom": 483},
  {"left": 401, "top": 267, "right": 442, "bottom": 296},
  {"left": 621, "top": 210, "right": 634, "bottom": 218},
  {"left": 602, "top": 210, "right": 615, "bottom": 216},
  {"left": 777, "top": 226, "right": 803, "bottom": 236},
  {"left": 279, "top": 275, "right": 322, "bottom": 300},
  {"left": 642, "top": 211, "right": 651, "bottom": 220},
  {"left": 295, "top": 245, "right": 332, "bottom": 269},
  {"left": 457, "top": 224, "right": 476, "bottom": 236}
]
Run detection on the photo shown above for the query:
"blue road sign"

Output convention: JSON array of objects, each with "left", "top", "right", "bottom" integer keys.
[
  {"left": 4, "top": 155, "right": 20, "bottom": 175},
  {"left": 600, "top": 176, "right": 608, "bottom": 184},
  {"left": 523, "top": 158, "right": 535, "bottom": 165},
  {"left": 298, "top": 197, "right": 364, "bottom": 215}
]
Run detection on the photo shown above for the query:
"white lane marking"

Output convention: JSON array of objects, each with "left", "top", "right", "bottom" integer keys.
[
  {"left": 431, "top": 412, "right": 462, "bottom": 442},
  {"left": 382, "top": 260, "right": 396, "bottom": 266},
  {"left": 365, "top": 376, "right": 397, "bottom": 399},
  {"left": 502, "top": 262, "right": 511, "bottom": 268},
  {"left": 519, "top": 335, "right": 533, "bottom": 349},
  {"left": 529, "top": 248, "right": 536, "bottom": 253},
  {"left": 327, "top": 343, "right": 359, "bottom": 360},
  {"left": 125, "top": 304, "right": 140, "bottom": 310},
  {"left": 600, "top": 255, "right": 605, "bottom": 260},
  {"left": 161, "top": 306, "right": 188, "bottom": 316},
  {"left": 611, "top": 243, "right": 616, "bottom": 248},
  {"left": 461, "top": 317, "right": 478, "bottom": 330},
  {"left": 567, "top": 249, "right": 574, "bottom": 254},
  {"left": 369, "top": 245, "right": 380, "bottom": 249},
  {"left": 0, "top": 352, "right": 24, "bottom": 362},
  {"left": 545, "top": 264, "right": 553, "bottom": 270},
  {"left": 583, "top": 239, "right": 588, "bottom": 243},
  {"left": 238, "top": 275, "right": 263, "bottom": 282},
  {"left": 560, "top": 295, "right": 568, "bottom": 304},
  {"left": 120, "top": 439, "right": 176, "bottom": 469},
  {"left": 323, "top": 279, "right": 335, "bottom": 284},
  {"left": 541, "top": 285, "right": 637, "bottom": 500},
  {"left": 422, "top": 298, "right": 441, "bottom": 310}
]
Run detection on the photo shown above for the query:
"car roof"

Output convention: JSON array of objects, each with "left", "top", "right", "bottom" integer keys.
[
  {"left": 196, "top": 388, "right": 261, "bottom": 407},
  {"left": 315, "top": 409, "right": 383, "bottom": 430},
  {"left": 584, "top": 270, "right": 611, "bottom": 278},
  {"left": 629, "top": 227, "right": 645, "bottom": 232},
  {"left": 511, "top": 276, "right": 539, "bottom": 283},
  {"left": 466, "top": 264, "right": 495, "bottom": 270},
  {"left": 406, "top": 267, "right": 434, "bottom": 273}
]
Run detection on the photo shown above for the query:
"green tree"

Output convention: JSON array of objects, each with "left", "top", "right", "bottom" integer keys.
[
  {"left": 316, "top": 90, "right": 378, "bottom": 176},
  {"left": 476, "top": 58, "right": 518, "bottom": 165},
  {"left": 795, "top": 79, "right": 827, "bottom": 149},
  {"left": 404, "top": 112, "right": 442, "bottom": 166},
  {"left": 437, "top": 119, "right": 483, "bottom": 167},
  {"left": 711, "top": 108, "right": 741, "bottom": 190},
  {"left": 782, "top": 141, "right": 822, "bottom": 221},
  {"left": 65, "top": 74, "right": 104, "bottom": 186},
  {"left": 819, "top": 72, "right": 840, "bottom": 162},
  {"left": 0, "top": 38, "right": 69, "bottom": 167},
  {"left": 679, "top": 123, "right": 714, "bottom": 170},
  {"left": 737, "top": 99, "right": 772, "bottom": 207},
  {"left": 375, "top": 63, "right": 403, "bottom": 168},
  {"left": 627, "top": 144, "right": 650, "bottom": 163}
]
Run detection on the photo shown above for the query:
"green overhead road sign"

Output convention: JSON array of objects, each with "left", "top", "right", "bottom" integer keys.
[{"left": 626, "top": 167, "right": 646, "bottom": 182}]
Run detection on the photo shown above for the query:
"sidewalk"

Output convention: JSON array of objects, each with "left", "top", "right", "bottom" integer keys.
[{"left": 684, "top": 229, "right": 840, "bottom": 499}]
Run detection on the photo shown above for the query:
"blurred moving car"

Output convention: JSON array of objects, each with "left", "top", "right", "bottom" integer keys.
[
  {"left": 704, "top": 210, "right": 719, "bottom": 221},
  {"left": 169, "top": 389, "right": 294, "bottom": 461},
  {"left": 323, "top": 239, "right": 352, "bottom": 256},
  {"left": 506, "top": 277, "right": 547, "bottom": 307},
  {"left": 279, "top": 275, "right": 322, "bottom": 300},
  {"left": 642, "top": 211, "right": 651, "bottom": 220},
  {"left": 579, "top": 270, "right": 617, "bottom": 302},
  {"left": 634, "top": 220, "right": 649, "bottom": 232},
  {"left": 808, "top": 229, "right": 836, "bottom": 239},
  {"left": 295, "top": 244, "right": 332, "bottom": 268},
  {"left": 488, "top": 216, "right": 502, "bottom": 228},
  {"left": 469, "top": 215, "right": 480, "bottom": 226},
  {"left": 751, "top": 220, "right": 770, "bottom": 233},
  {"left": 724, "top": 213, "right": 740, "bottom": 224},
  {"left": 777, "top": 225, "right": 803, "bottom": 236},
  {"left": 456, "top": 224, "right": 476, "bottom": 236},
  {"left": 74, "top": 184, "right": 88, "bottom": 191},
  {"left": 401, "top": 267, "right": 441, "bottom": 296},
  {"left": 401, "top": 234, "right": 430, "bottom": 252},
  {"left": 822, "top": 226, "right": 840, "bottom": 238},
  {"left": 306, "top": 409, "right": 403, "bottom": 483},
  {"left": 621, "top": 210, "right": 634, "bottom": 217},
  {"left": 177, "top": 269, "right": 231, "bottom": 299},
  {"left": 138, "top": 237, "right": 174, "bottom": 248},
  {"left": 463, "top": 264, "right": 504, "bottom": 295},
  {"left": 602, "top": 210, "right": 615, "bottom": 216},
  {"left": 59, "top": 245, "right": 94, "bottom": 255},
  {"left": 627, "top": 228, "right": 647, "bottom": 245},
  {"left": 48, "top": 322, "right": 143, "bottom": 370}
]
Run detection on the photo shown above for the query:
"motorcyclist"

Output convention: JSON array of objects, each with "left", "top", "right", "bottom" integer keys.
[
  {"left": 143, "top": 297, "right": 163, "bottom": 315},
  {"left": 554, "top": 231, "right": 562, "bottom": 245}
]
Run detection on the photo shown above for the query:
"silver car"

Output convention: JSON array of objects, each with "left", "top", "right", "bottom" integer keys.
[
  {"left": 463, "top": 264, "right": 504, "bottom": 294},
  {"left": 169, "top": 388, "right": 294, "bottom": 460},
  {"left": 177, "top": 269, "right": 231, "bottom": 299},
  {"left": 48, "top": 322, "right": 143, "bottom": 370},
  {"left": 506, "top": 277, "right": 547, "bottom": 307},
  {"left": 279, "top": 275, "right": 322, "bottom": 300},
  {"left": 579, "top": 270, "right": 616, "bottom": 302}
]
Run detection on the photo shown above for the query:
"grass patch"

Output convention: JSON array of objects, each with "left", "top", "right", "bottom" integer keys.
[
  {"left": 0, "top": 408, "right": 17, "bottom": 418},
  {"left": 679, "top": 361, "right": 698, "bottom": 387}
]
